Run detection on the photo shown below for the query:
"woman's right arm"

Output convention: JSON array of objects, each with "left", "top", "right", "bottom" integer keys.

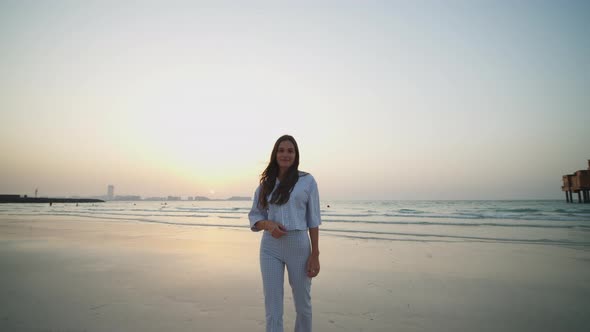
[
  {"left": 248, "top": 186, "right": 268, "bottom": 231},
  {"left": 248, "top": 186, "right": 286, "bottom": 237},
  {"left": 254, "top": 220, "right": 270, "bottom": 231}
]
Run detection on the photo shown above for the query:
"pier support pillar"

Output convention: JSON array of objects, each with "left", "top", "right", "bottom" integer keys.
[
  {"left": 565, "top": 192, "right": 570, "bottom": 203},
  {"left": 578, "top": 192, "right": 582, "bottom": 203}
]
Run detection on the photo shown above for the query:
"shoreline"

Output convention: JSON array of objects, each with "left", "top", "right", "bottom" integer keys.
[{"left": 1, "top": 215, "right": 589, "bottom": 331}]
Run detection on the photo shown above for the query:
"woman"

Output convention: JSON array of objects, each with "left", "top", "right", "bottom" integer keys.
[{"left": 248, "top": 135, "right": 321, "bottom": 332}]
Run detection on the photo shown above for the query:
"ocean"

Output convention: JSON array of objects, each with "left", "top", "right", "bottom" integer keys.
[{"left": 2, "top": 200, "right": 589, "bottom": 248}]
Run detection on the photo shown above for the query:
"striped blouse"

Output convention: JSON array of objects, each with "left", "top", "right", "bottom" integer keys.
[{"left": 248, "top": 173, "right": 321, "bottom": 231}]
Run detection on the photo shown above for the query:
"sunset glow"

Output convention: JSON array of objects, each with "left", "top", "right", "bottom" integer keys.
[{"left": 1, "top": 1, "right": 588, "bottom": 200}]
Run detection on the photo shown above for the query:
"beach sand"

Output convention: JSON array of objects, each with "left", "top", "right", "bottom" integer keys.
[{"left": 1, "top": 215, "right": 589, "bottom": 332}]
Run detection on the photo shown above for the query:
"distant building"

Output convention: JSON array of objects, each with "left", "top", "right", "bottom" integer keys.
[
  {"left": 167, "top": 196, "right": 181, "bottom": 201},
  {"left": 562, "top": 160, "right": 590, "bottom": 203},
  {"left": 226, "top": 196, "right": 251, "bottom": 201},
  {"left": 107, "top": 185, "right": 114, "bottom": 200},
  {"left": 113, "top": 195, "right": 141, "bottom": 201},
  {"left": 187, "top": 196, "right": 194, "bottom": 201},
  {"left": 144, "top": 197, "right": 166, "bottom": 201}
]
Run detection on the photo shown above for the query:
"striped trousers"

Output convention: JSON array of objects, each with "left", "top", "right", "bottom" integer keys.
[{"left": 260, "top": 230, "right": 312, "bottom": 332}]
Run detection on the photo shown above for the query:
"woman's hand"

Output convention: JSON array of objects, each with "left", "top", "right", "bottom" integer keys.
[
  {"left": 306, "top": 254, "right": 320, "bottom": 278},
  {"left": 268, "top": 221, "right": 287, "bottom": 238},
  {"left": 256, "top": 220, "right": 287, "bottom": 238}
]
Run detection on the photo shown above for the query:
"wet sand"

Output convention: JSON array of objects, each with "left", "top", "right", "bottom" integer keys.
[{"left": 1, "top": 215, "right": 589, "bottom": 331}]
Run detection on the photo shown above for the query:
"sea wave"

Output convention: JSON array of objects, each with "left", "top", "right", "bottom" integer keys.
[
  {"left": 322, "top": 218, "right": 590, "bottom": 229},
  {"left": 494, "top": 208, "right": 541, "bottom": 213},
  {"left": 398, "top": 209, "right": 425, "bottom": 214},
  {"left": 321, "top": 213, "right": 373, "bottom": 217},
  {"left": 378, "top": 212, "right": 589, "bottom": 222},
  {"left": 6, "top": 211, "right": 210, "bottom": 219},
  {"left": 322, "top": 230, "right": 590, "bottom": 247}
]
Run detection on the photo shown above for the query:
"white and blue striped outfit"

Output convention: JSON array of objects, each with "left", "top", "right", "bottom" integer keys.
[{"left": 249, "top": 173, "right": 321, "bottom": 332}]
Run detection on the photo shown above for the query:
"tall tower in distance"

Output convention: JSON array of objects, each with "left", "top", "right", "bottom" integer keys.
[{"left": 107, "top": 185, "right": 114, "bottom": 201}]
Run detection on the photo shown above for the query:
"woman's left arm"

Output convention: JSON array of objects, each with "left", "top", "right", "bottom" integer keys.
[
  {"left": 307, "top": 227, "right": 320, "bottom": 278},
  {"left": 306, "top": 176, "right": 321, "bottom": 278}
]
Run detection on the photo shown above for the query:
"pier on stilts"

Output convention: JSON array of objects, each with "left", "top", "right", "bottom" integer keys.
[{"left": 562, "top": 160, "right": 590, "bottom": 203}]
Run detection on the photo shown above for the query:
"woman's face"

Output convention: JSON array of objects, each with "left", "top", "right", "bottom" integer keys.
[{"left": 276, "top": 140, "right": 296, "bottom": 170}]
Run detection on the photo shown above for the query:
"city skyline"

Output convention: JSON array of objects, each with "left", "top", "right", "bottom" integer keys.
[{"left": 7, "top": 184, "right": 251, "bottom": 201}]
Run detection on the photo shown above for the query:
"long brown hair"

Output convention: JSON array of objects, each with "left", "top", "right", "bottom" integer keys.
[{"left": 258, "top": 135, "right": 301, "bottom": 209}]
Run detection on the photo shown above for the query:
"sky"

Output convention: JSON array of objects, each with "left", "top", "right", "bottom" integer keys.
[{"left": 1, "top": 0, "right": 589, "bottom": 200}]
